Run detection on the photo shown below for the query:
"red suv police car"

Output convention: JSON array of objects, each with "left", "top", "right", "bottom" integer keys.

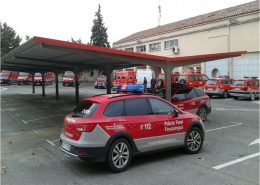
[
  {"left": 156, "top": 84, "right": 211, "bottom": 122},
  {"left": 204, "top": 77, "right": 233, "bottom": 98},
  {"left": 60, "top": 89, "right": 205, "bottom": 172},
  {"left": 229, "top": 77, "right": 259, "bottom": 101}
]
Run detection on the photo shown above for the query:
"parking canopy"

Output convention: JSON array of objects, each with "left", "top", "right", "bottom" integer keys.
[{"left": 1, "top": 36, "right": 246, "bottom": 72}]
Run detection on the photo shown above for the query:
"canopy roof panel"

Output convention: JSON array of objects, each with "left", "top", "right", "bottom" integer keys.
[{"left": 1, "top": 36, "right": 246, "bottom": 72}]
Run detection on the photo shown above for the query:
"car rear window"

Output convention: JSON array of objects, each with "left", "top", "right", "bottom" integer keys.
[
  {"left": 35, "top": 73, "right": 42, "bottom": 77},
  {"left": 125, "top": 98, "right": 151, "bottom": 116},
  {"left": 0, "top": 71, "right": 11, "bottom": 76},
  {"left": 19, "top": 72, "right": 29, "bottom": 77},
  {"left": 72, "top": 101, "right": 99, "bottom": 118},
  {"left": 104, "top": 101, "right": 124, "bottom": 117},
  {"left": 206, "top": 80, "right": 218, "bottom": 85}
]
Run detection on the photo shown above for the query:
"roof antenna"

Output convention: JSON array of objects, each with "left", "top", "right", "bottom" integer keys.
[{"left": 158, "top": 0, "right": 161, "bottom": 26}]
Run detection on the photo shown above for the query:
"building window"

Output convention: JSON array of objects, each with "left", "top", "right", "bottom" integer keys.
[
  {"left": 125, "top": 47, "right": 134, "bottom": 52},
  {"left": 149, "top": 43, "right": 161, "bottom": 51},
  {"left": 164, "top": 39, "right": 178, "bottom": 49},
  {"left": 136, "top": 45, "right": 146, "bottom": 53}
]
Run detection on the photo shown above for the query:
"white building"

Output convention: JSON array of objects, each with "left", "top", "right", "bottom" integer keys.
[{"left": 113, "top": 1, "right": 259, "bottom": 79}]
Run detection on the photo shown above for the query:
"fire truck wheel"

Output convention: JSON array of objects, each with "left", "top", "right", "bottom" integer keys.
[
  {"left": 223, "top": 91, "right": 229, "bottom": 99},
  {"left": 250, "top": 93, "right": 255, "bottom": 101},
  {"left": 107, "top": 138, "right": 132, "bottom": 173}
]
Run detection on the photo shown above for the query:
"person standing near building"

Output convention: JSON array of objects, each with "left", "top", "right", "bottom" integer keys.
[
  {"left": 143, "top": 77, "right": 147, "bottom": 92},
  {"left": 151, "top": 78, "right": 156, "bottom": 93}
]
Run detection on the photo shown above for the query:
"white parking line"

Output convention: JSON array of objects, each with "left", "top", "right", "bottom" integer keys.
[
  {"left": 22, "top": 115, "right": 63, "bottom": 124},
  {"left": 213, "top": 152, "right": 260, "bottom": 170},
  {"left": 46, "top": 140, "right": 55, "bottom": 146},
  {"left": 22, "top": 120, "right": 28, "bottom": 124},
  {"left": 51, "top": 139, "right": 60, "bottom": 143},
  {"left": 32, "top": 129, "right": 39, "bottom": 134},
  {"left": 213, "top": 108, "right": 258, "bottom": 111},
  {"left": 0, "top": 87, "right": 8, "bottom": 92},
  {"left": 205, "top": 122, "right": 244, "bottom": 133}
]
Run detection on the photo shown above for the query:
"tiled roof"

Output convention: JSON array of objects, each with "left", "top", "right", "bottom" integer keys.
[{"left": 114, "top": 1, "right": 259, "bottom": 45}]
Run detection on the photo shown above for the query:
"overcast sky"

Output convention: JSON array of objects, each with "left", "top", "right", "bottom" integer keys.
[{"left": 0, "top": 0, "right": 254, "bottom": 45}]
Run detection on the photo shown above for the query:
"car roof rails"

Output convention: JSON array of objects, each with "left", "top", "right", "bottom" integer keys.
[
  {"left": 251, "top": 76, "right": 258, "bottom": 79},
  {"left": 244, "top": 76, "right": 249, "bottom": 78},
  {"left": 219, "top": 75, "right": 230, "bottom": 78}
]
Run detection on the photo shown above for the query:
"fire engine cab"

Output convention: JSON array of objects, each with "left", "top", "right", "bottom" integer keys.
[{"left": 112, "top": 71, "right": 136, "bottom": 90}]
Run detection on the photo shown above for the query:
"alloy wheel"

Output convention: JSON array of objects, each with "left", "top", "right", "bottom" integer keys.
[
  {"left": 112, "top": 142, "right": 130, "bottom": 169},
  {"left": 187, "top": 130, "right": 202, "bottom": 152}
]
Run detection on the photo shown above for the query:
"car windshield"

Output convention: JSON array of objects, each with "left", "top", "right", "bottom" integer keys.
[
  {"left": 19, "top": 72, "right": 29, "bottom": 77},
  {"left": 35, "top": 73, "right": 42, "bottom": 77},
  {"left": 233, "top": 80, "right": 245, "bottom": 86},
  {"left": 64, "top": 72, "right": 75, "bottom": 77},
  {"left": 0, "top": 71, "right": 11, "bottom": 76},
  {"left": 206, "top": 80, "right": 218, "bottom": 85},
  {"left": 71, "top": 101, "right": 99, "bottom": 118}
]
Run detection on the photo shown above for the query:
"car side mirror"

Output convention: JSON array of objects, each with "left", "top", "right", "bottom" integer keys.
[
  {"left": 172, "top": 97, "right": 179, "bottom": 102},
  {"left": 173, "top": 109, "right": 179, "bottom": 117}
]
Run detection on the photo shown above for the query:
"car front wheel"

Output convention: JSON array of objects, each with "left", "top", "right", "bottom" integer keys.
[
  {"left": 185, "top": 127, "right": 203, "bottom": 154},
  {"left": 107, "top": 138, "right": 132, "bottom": 173}
]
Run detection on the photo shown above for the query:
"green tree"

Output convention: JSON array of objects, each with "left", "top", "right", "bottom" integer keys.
[
  {"left": 71, "top": 37, "right": 82, "bottom": 44},
  {"left": 90, "top": 4, "right": 110, "bottom": 47},
  {"left": 1, "top": 22, "right": 22, "bottom": 57}
]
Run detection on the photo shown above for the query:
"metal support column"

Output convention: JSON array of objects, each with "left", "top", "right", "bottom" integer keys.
[
  {"left": 32, "top": 72, "right": 35, "bottom": 94},
  {"left": 41, "top": 72, "right": 45, "bottom": 97},
  {"left": 105, "top": 68, "right": 112, "bottom": 94},
  {"left": 74, "top": 68, "right": 79, "bottom": 105},
  {"left": 55, "top": 72, "right": 59, "bottom": 100},
  {"left": 162, "top": 63, "right": 174, "bottom": 102}
]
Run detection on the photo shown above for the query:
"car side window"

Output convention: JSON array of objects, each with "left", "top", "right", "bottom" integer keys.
[
  {"left": 125, "top": 98, "right": 151, "bottom": 116},
  {"left": 202, "top": 75, "right": 209, "bottom": 81},
  {"left": 194, "top": 88, "right": 205, "bottom": 97},
  {"left": 221, "top": 80, "right": 227, "bottom": 84},
  {"left": 172, "top": 89, "right": 186, "bottom": 100},
  {"left": 104, "top": 101, "right": 124, "bottom": 117},
  {"left": 247, "top": 81, "right": 253, "bottom": 86},
  {"left": 227, "top": 80, "right": 232, "bottom": 84},
  {"left": 186, "top": 89, "right": 197, "bottom": 99},
  {"left": 149, "top": 98, "right": 174, "bottom": 115},
  {"left": 253, "top": 81, "right": 259, "bottom": 86},
  {"left": 189, "top": 75, "right": 196, "bottom": 81}
]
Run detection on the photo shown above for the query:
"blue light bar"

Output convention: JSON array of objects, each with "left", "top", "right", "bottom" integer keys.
[{"left": 117, "top": 84, "right": 144, "bottom": 93}]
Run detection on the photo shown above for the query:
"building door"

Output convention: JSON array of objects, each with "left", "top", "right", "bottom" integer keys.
[{"left": 211, "top": 68, "right": 219, "bottom": 78}]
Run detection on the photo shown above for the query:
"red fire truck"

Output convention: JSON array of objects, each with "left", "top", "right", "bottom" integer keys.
[{"left": 112, "top": 71, "right": 136, "bottom": 90}]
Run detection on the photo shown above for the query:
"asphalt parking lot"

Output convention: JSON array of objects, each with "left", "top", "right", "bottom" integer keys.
[{"left": 1, "top": 84, "right": 259, "bottom": 185}]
